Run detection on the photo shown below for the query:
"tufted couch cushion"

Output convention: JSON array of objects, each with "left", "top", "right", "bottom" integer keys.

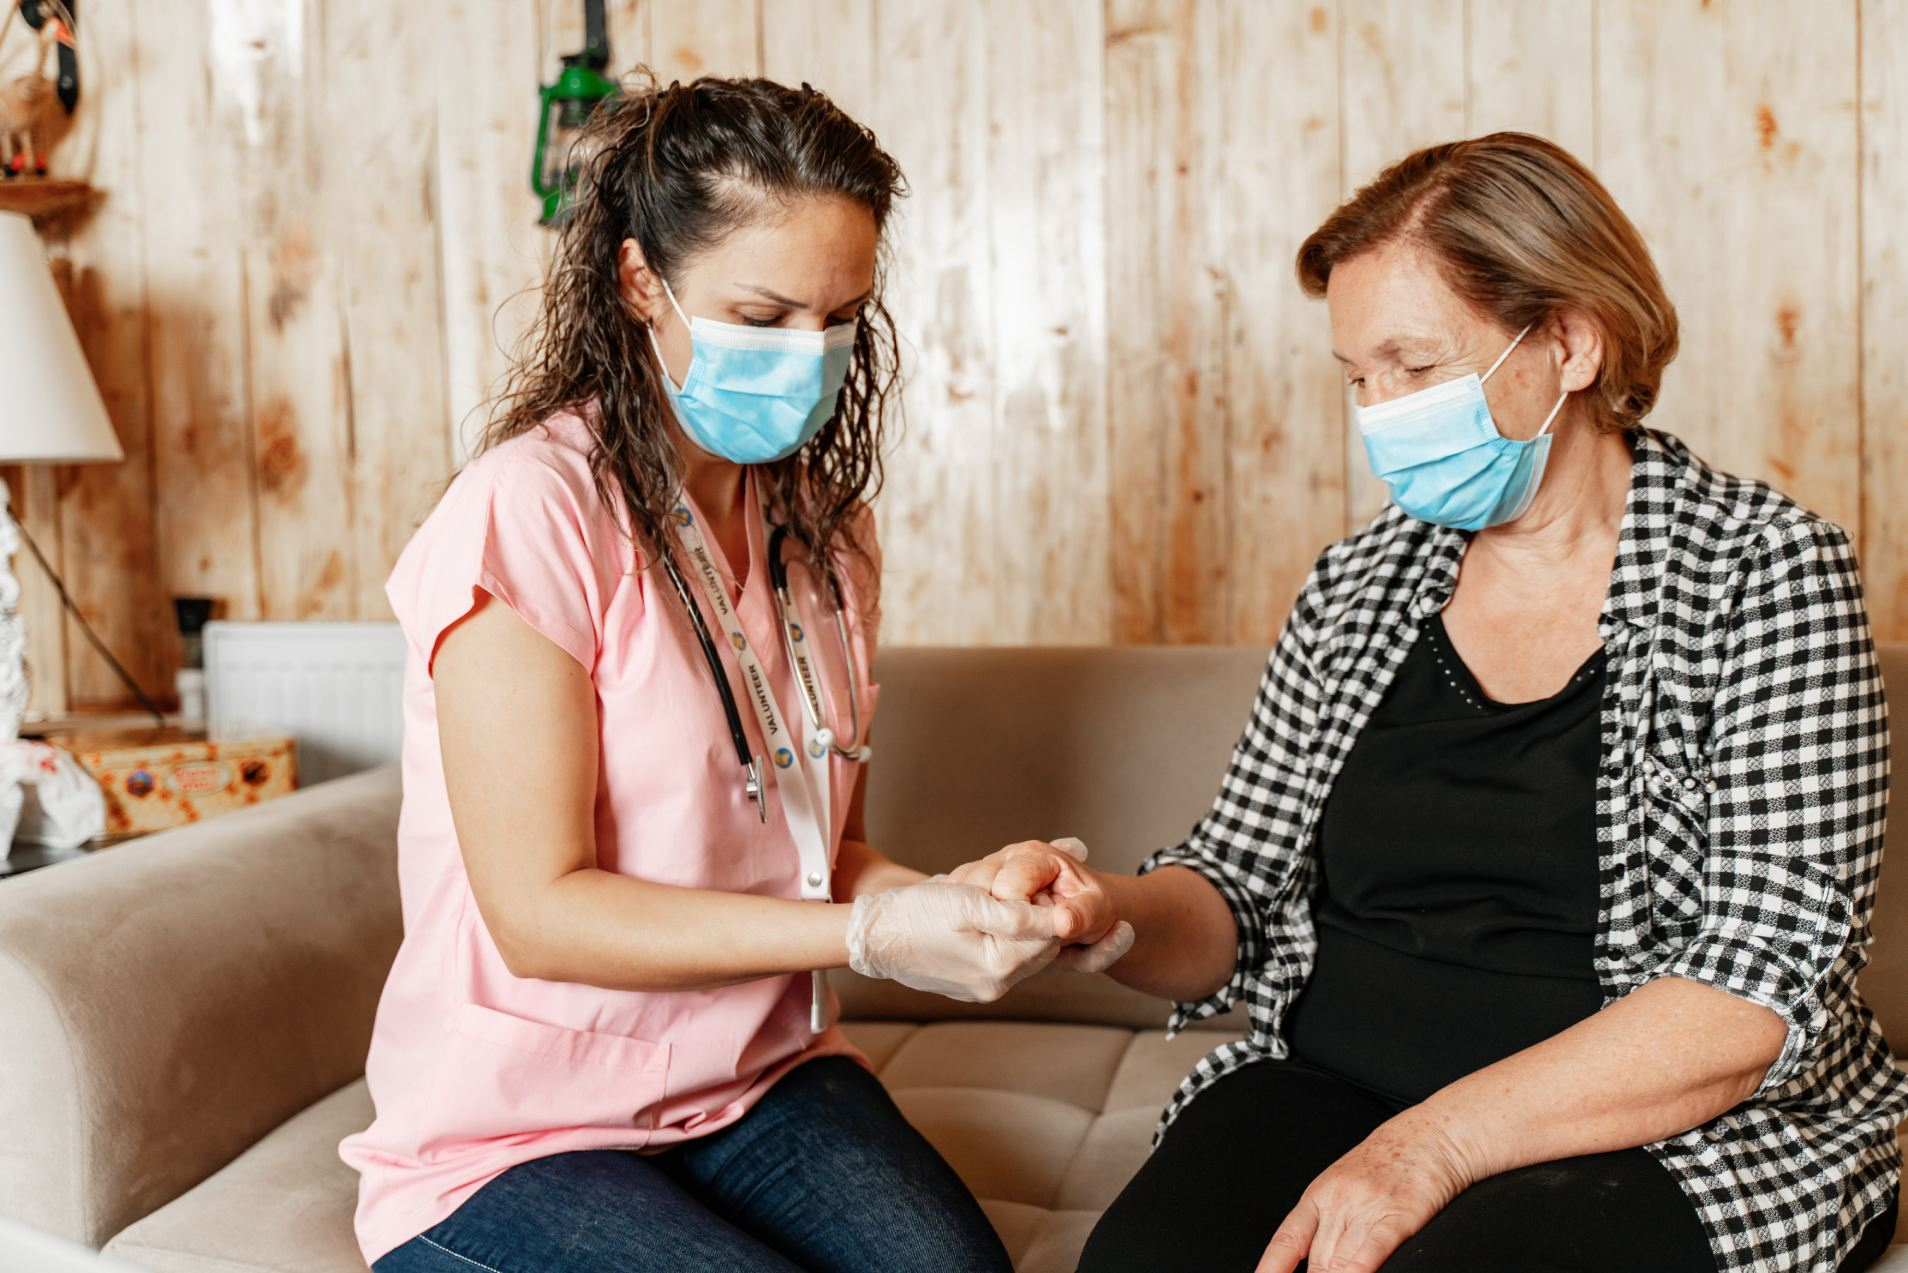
[
  {"left": 840, "top": 1020, "right": 1232, "bottom": 1273},
  {"left": 102, "top": 1020, "right": 1233, "bottom": 1273}
]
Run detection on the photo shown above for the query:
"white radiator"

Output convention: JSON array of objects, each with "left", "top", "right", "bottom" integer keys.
[{"left": 203, "top": 621, "right": 408, "bottom": 787}]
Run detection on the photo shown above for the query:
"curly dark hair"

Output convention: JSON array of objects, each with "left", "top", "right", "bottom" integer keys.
[{"left": 473, "top": 68, "right": 907, "bottom": 581}]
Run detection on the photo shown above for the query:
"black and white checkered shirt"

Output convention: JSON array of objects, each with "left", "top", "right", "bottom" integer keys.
[{"left": 1139, "top": 428, "right": 1908, "bottom": 1272}]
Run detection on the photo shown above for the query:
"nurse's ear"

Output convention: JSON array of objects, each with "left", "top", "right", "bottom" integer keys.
[{"left": 617, "top": 238, "right": 667, "bottom": 325}]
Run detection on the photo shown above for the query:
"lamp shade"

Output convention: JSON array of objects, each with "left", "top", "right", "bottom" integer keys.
[{"left": 0, "top": 210, "right": 123, "bottom": 464}]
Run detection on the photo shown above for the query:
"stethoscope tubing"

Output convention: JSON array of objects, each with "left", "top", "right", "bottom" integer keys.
[
  {"left": 659, "top": 518, "right": 869, "bottom": 827},
  {"left": 659, "top": 547, "right": 768, "bottom": 822},
  {"left": 766, "top": 524, "right": 869, "bottom": 761}
]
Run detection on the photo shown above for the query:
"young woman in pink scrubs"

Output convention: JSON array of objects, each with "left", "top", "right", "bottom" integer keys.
[{"left": 339, "top": 73, "right": 1129, "bottom": 1272}]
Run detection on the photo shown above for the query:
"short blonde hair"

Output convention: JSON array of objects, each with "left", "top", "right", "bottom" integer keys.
[{"left": 1296, "top": 132, "right": 1678, "bottom": 432}]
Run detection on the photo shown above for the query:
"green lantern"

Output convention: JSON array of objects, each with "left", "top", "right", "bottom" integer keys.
[{"left": 532, "top": 1, "right": 617, "bottom": 227}]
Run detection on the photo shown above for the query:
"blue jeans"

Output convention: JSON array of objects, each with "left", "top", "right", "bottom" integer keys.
[{"left": 372, "top": 1055, "right": 1013, "bottom": 1273}]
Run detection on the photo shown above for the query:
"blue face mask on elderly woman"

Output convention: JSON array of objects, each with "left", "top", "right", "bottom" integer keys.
[
  {"left": 646, "top": 275, "right": 857, "bottom": 465},
  {"left": 1353, "top": 323, "right": 1570, "bottom": 531}
]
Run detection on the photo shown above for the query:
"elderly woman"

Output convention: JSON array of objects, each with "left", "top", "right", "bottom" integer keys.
[{"left": 955, "top": 133, "right": 1908, "bottom": 1272}]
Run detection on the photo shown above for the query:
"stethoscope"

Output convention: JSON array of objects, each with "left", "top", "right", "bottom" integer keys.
[{"left": 658, "top": 514, "right": 872, "bottom": 823}]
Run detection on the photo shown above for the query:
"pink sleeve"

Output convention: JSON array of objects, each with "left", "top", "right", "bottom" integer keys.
[{"left": 386, "top": 450, "right": 617, "bottom": 677}]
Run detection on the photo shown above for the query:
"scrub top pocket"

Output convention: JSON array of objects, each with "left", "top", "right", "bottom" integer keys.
[{"left": 418, "top": 1001, "right": 673, "bottom": 1154}]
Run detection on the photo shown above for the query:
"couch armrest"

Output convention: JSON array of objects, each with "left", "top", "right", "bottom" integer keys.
[{"left": 0, "top": 765, "right": 402, "bottom": 1248}]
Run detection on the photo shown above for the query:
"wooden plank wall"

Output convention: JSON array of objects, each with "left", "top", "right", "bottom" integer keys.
[{"left": 4, "top": 0, "right": 1903, "bottom": 711}]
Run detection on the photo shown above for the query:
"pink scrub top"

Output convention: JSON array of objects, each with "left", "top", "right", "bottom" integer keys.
[{"left": 337, "top": 402, "right": 881, "bottom": 1266}]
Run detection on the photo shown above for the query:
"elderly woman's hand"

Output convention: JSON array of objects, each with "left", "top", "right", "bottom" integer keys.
[
  {"left": 945, "top": 838, "right": 1135, "bottom": 973},
  {"left": 1254, "top": 1112, "right": 1478, "bottom": 1273}
]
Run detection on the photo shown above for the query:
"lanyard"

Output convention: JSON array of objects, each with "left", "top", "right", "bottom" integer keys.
[
  {"left": 768, "top": 536, "right": 844, "bottom": 762},
  {"left": 670, "top": 491, "right": 835, "bottom": 1029}
]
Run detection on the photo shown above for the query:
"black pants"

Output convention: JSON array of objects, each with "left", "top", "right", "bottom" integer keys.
[{"left": 1077, "top": 1056, "right": 1899, "bottom": 1273}]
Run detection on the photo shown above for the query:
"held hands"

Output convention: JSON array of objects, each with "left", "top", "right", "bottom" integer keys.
[
  {"left": 845, "top": 837, "right": 1136, "bottom": 1005},
  {"left": 1255, "top": 1114, "right": 1476, "bottom": 1273},
  {"left": 845, "top": 880, "right": 1063, "bottom": 1003},
  {"left": 946, "top": 837, "right": 1135, "bottom": 974}
]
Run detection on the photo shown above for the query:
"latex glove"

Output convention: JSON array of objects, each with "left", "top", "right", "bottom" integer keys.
[
  {"left": 946, "top": 837, "right": 1134, "bottom": 973},
  {"left": 846, "top": 880, "right": 1062, "bottom": 1003}
]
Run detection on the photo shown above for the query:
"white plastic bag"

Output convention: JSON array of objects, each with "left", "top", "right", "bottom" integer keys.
[{"left": 8, "top": 738, "right": 106, "bottom": 850}]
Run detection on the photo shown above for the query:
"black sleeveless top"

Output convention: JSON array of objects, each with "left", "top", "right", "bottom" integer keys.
[{"left": 1283, "top": 612, "right": 1609, "bottom": 1105}]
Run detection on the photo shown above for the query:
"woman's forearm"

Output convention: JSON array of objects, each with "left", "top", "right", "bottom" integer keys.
[
  {"left": 500, "top": 868, "right": 855, "bottom": 992},
  {"left": 1097, "top": 864, "right": 1239, "bottom": 1003},
  {"left": 1404, "top": 975, "right": 1787, "bottom": 1181},
  {"left": 505, "top": 837, "right": 928, "bottom": 991}
]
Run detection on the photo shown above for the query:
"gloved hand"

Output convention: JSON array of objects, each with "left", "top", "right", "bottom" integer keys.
[
  {"left": 846, "top": 880, "right": 1063, "bottom": 1003},
  {"left": 945, "top": 836, "right": 1134, "bottom": 974}
]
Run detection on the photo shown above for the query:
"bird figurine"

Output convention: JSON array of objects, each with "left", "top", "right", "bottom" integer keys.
[{"left": 0, "top": 1, "right": 75, "bottom": 179}]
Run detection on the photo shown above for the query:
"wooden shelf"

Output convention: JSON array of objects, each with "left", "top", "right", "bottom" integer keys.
[
  {"left": 22, "top": 710, "right": 188, "bottom": 737},
  {"left": 0, "top": 179, "right": 95, "bottom": 221}
]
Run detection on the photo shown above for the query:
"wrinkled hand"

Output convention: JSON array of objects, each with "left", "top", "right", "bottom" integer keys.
[
  {"left": 846, "top": 880, "right": 1063, "bottom": 1002},
  {"left": 1255, "top": 1115, "right": 1474, "bottom": 1273},
  {"left": 946, "top": 837, "right": 1134, "bottom": 974}
]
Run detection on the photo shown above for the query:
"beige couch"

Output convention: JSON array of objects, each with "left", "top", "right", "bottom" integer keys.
[{"left": 2, "top": 645, "right": 1906, "bottom": 1271}]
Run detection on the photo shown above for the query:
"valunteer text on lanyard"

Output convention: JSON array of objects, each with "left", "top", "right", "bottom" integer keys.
[{"left": 671, "top": 498, "right": 836, "bottom": 1033}]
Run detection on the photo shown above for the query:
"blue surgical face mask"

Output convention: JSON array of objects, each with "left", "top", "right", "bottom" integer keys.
[
  {"left": 646, "top": 276, "right": 857, "bottom": 465},
  {"left": 1352, "top": 323, "right": 1569, "bottom": 531}
]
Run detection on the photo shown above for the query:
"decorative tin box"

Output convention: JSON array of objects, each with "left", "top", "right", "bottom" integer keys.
[{"left": 59, "top": 727, "right": 297, "bottom": 841}]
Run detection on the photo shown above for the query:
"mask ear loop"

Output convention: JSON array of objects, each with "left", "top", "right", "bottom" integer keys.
[
  {"left": 1535, "top": 388, "right": 1570, "bottom": 439},
  {"left": 1480, "top": 322, "right": 1535, "bottom": 384},
  {"left": 1519, "top": 323, "right": 1572, "bottom": 440},
  {"left": 1482, "top": 320, "right": 1569, "bottom": 440},
  {"left": 645, "top": 274, "right": 694, "bottom": 392},
  {"left": 657, "top": 273, "right": 692, "bottom": 329}
]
